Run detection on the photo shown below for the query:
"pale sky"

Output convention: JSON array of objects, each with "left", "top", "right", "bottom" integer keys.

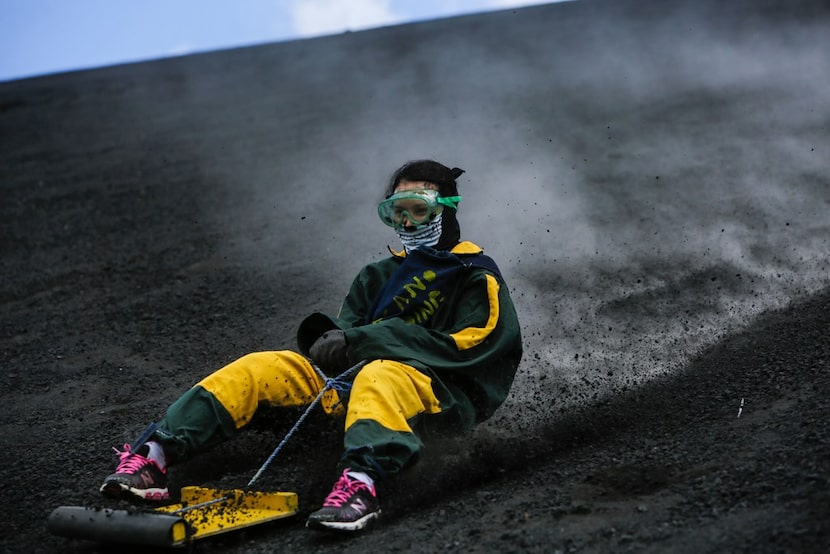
[{"left": 0, "top": 0, "right": 567, "bottom": 82}]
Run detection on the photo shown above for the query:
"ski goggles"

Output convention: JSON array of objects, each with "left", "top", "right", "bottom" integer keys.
[{"left": 377, "top": 189, "right": 461, "bottom": 229}]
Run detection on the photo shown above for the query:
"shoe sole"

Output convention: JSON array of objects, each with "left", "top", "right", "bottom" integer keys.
[
  {"left": 100, "top": 480, "right": 169, "bottom": 502},
  {"left": 306, "top": 510, "right": 380, "bottom": 532}
]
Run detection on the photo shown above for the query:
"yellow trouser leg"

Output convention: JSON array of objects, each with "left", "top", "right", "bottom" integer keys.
[
  {"left": 345, "top": 360, "right": 442, "bottom": 433},
  {"left": 197, "top": 350, "right": 342, "bottom": 428}
]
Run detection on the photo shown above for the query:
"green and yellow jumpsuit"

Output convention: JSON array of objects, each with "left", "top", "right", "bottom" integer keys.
[{"left": 152, "top": 241, "right": 523, "bottom": 479}]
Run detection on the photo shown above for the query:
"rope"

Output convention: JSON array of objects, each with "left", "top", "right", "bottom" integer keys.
[
  {"left": 245, "top": 359, "right": 365, "bottom": 487},
  {"left": 171, "top": 359, "right": 367, "bottom": 514}
]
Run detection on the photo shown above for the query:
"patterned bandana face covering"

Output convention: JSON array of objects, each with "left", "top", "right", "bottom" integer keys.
[{"left": 396, "top": 212, "right": 444, "bottom": 253}]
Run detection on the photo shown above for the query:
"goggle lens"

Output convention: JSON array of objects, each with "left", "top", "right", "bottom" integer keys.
[{"left": 377, "top": 190, "right": 460, "bottom": 229}]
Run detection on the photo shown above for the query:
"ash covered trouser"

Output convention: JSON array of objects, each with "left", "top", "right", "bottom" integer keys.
[{"left": 153, "top": 351, "right": 453, "bottom": 478}]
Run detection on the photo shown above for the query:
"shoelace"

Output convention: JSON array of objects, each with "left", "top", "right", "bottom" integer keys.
[
  {"left": 112, "top": 444, "right": 152, "bottom": 473},
  {"left": 322, "top": 474, "right": 369, "bottom": 507}
]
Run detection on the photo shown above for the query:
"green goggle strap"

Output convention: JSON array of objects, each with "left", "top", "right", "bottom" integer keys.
[{"left": 435, "top": 195, "right": 461, "bottom": 210}]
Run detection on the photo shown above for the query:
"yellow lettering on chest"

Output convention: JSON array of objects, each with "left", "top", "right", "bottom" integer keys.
[{"left": 394, "top": 270, "right": 439, "bottom": 309}]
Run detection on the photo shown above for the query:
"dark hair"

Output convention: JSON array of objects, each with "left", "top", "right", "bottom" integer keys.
[{"left": 385, "top": 160, "right": 465, "bottom": 199}]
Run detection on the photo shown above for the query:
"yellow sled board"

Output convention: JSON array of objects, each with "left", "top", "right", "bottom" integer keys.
[
  {"left": 48, "top": 486, "right": 298, "bottom": 547},
  {"left": 157, "top": 486, "right": 299, "bottom": 544}
]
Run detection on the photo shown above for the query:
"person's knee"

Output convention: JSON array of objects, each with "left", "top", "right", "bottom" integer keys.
[
  {"left": 353, "top": 359, "right": 405, "bottom": 389},
  {"left": 219, "top": 351, "right": 288, "bottom": 382},
  {"left": 235, "top": 352, "right": 273, "bottom": 371}
]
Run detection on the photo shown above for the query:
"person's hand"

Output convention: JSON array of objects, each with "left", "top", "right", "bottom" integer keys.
[{"left": 309, "top": 330, "right": 354, "bottom": 373}]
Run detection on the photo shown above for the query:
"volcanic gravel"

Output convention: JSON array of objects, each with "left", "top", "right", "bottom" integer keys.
[{"left": 1, "top": 0, "right": 828, "bottom": 552}]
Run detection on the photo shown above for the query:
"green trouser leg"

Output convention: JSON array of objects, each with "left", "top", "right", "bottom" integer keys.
[
  {"left": 338, "top": 384, "right": 477, "bottom": 479},
  {"left": 337, "top": 359, "right": 478, "bottom": 480},
  {"left": 152, "top": 385, "right": 237, "bottom": 465},
  {"left": 339, "top": 419, "right": 423, "bottom": 478},
  {"left": 150, "top": 351, "right": 333, "bottom": 465}
]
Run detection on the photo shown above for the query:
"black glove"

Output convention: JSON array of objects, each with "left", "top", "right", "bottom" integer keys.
[{"left": 309, "top": 330, "right": 354, "bottom": 373}]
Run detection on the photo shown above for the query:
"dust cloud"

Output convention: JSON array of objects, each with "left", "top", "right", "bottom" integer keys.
[
  {"left": 12, "top": 0, "right": 824, "bottom": 428},
  {"left": 173, "top": 1, "right": 830, "bottom": 426}
]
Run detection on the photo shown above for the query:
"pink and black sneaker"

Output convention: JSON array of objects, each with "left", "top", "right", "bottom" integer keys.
[
  {"left": 100, "top": 443, "right": 169, "bottom": 502},
  {"left": 306, "top": 469, "right": 381, "bottom": 532}
]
